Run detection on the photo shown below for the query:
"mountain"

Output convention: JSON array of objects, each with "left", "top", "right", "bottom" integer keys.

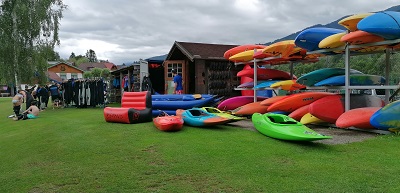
[{"left": 265, "top": 5, "right": 400, "bottom": 45}]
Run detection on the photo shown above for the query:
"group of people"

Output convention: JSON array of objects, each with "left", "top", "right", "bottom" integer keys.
[
  {"left": 32, "top": 83, "right": 63, "bottom": 110},
  {"left": 11, "top": 82, "right": 63, "bottom": 121}
]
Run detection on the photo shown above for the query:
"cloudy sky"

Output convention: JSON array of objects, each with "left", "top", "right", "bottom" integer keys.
[{"left": 55, "top": 0, "right": 399, "bottom": 65}]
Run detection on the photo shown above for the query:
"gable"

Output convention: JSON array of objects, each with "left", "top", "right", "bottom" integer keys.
[
  {"left": 48, "top": 63, "right": 84, "bottom": 73},
  {"left": 166, "top": 41, "right": 238, "bottom": 61}
]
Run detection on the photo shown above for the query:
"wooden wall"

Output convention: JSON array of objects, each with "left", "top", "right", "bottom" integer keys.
[{"left": 48, "top": 63, "right": 83, "bottom": 73}]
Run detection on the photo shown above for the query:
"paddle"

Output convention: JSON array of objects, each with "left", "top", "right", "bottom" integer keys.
[
  {"left": 178, "top": 94, "right": 203, "bottom": 101},
  {"left": 389, "top": 84, "right": 400, "bottom": 102},
  {"left": 192, "top": 94, "right": 202, "bottom": 99}
]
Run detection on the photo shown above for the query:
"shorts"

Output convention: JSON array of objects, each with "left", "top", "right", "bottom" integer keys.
[
  {"left": 52, "top": 95, "right": 60, "bottom": 101},
  {"left": 27, "top": 114, "right": 37, "bottom": 119},
  {"left": 12, "top": 100, "right": 19, "bottom": 104}
]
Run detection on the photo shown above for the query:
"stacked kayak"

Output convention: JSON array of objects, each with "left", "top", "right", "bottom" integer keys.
[
  {"left": 370, "top": 100, "right": 400, "bottom": 131},
  {"left": 217, "top": 96, "right": 268, "bottom": 111},
  {"left": 296, "top": 68, "right": 363, "bottom": 86}
]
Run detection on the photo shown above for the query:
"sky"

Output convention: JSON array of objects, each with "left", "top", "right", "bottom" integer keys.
[{"left": 54, "top": 0, "right": 400, "bottom": 65}]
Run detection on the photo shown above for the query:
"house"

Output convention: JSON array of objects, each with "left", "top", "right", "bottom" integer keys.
[
  {"left": 107, "top": 41, "right": 245, "bottom": 103},
  {"left": 78, "top": 62, "right": 118, "bottom": 72},
  {"left": 47, "top": 62, "right": 84, "bottom": 82},
  {"left": 163, "top": 41, "right": 241, "bottom": 96}
]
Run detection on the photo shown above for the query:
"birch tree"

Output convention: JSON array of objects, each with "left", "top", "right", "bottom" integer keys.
[{"left": 0, "top": 0, "right": 66, "bottom": 94}]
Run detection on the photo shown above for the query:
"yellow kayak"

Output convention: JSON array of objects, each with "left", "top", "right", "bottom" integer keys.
[
  {"left": 319, "top": 32, "right": 347, "bottom": 49},
  {"left": 270, "top": 80, "right": 306, "bottom": 91},
  {"left": 262, "top": 40, "right": 303, "bottom": 58},
  {"left": 300, "top": 113, "right": 325, "bottom": 125},
  {"left": 338, "top": 13, "right": 373, "bottom": 31},
  {"left": 201, "top": 107, "right": 246, "bottom": 122},
  {"left": 229, "top": 49, "right": 263, "bottom": 62}
]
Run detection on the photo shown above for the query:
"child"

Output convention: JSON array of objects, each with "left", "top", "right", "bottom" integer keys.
[
  {"left": 53, "top": 98, "right": 60, "bottom": 109},
  {"left": 14, "top": 100, "right": 40, "bottom": 120}
]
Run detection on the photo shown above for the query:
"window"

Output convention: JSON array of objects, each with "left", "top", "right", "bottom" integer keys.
[
  {"left": 60, "top": 73, "right": 67, "bottom": 80},
  {"left": 167, "top": 63, "right": 182, "bottom": 78},
  {"left": 71, "top": 73, "right": 78, "bottom": 79}
]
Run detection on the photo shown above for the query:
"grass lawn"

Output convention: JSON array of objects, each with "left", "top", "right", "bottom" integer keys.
[{"left": 1, "top": 97, "right": 400, "bottom": 192}]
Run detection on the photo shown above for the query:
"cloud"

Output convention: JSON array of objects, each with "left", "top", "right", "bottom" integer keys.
[{"left": 55, "top": 0, "right": 400, "bottom": 65}]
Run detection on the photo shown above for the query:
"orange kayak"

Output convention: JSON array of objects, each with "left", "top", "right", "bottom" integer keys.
[{"left": 153, "top": 115, "right": 184, "bottom": 131}]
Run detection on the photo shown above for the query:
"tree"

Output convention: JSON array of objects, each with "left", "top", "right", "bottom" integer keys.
[
  {"left": 69, "top": 52, "right": 75, "bottom": 59},
  {"left": 101, "top": 68, "right": 110, "bottom": 79},
  {"left": 90, "top": 68, "right": 102, "bottom": 78},
  {"left": 75, "top": 57, "right": 89, "bottom": 66},
  {"left": 0, "top": 0, "right": 67, "bottom": 93},
  {"left": 85, "top": 49, "right": 97, "bottom": 63},
  {"left": 83, "top": 71, "right": 92, "bottom": 79}
]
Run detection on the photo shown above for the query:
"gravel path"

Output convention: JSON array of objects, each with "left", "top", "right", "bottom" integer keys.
[{"left": 227, "top": 119, "right": 386, "bottom": 145}]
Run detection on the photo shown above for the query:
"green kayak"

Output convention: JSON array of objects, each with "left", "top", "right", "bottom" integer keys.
[
  {"left": 252, "top": 113, "right": 332, "bottom": 141},
  {"left": 201, "top": 107, "right": 246, "bottom": 122}
]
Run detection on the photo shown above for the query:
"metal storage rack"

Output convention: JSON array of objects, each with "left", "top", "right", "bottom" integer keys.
[
  {"left": 308, "top": 38, "right": 400, "bottom": 111},
  {"left": 232, "top": 37, "right": 400, "bottom": 112}
]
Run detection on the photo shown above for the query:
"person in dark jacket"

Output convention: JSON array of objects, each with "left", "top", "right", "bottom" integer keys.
[
  {"left": 48, "top": 82, "right": 60, "bottom": 109},
  {"left": 37, "top": 85, "right": 49, "bottom": 110}
]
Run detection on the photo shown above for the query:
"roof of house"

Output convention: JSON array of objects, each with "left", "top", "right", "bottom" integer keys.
[
  {"left": 48, "top": 61, "right": 85, "bottom": 72},
  {"left": 78, "top": 62, "right": 117, "bottom": 71},
  {"left": 46, "top": 71, "right": 63, "bottom": 83},
  {"left": 146, "top": 54, "right": 168, "bottom": 63},
  {"left": 103, "top": 62, "right": 118, "bottom": 70},
  {"left": 166, "top": 41, "right": 238, "bottom": 62}
]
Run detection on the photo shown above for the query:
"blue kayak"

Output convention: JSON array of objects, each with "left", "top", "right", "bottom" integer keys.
[
  {"left": 370, "top": 100, "right": 400, "bottom": 130},
  {"left": 152, "top": 94, "right": 213, "bottom": 101},
  {"left": 294, "top": 27, "right": 345, "bottom": 51},
  {"left": 152, "top": 96, "right": 216, "bottom": 110},
  {"left": 315, "top": 74, "right": 386, "bottom": 86},
  {"left": 358, "top": 11, "right": 400, "bottom": 40},
  {"left": 152, "top": 110, "right": 177, "bottom": 117},
  {"left": 296, "top": 68, "right": 363, "bottom": 86}
]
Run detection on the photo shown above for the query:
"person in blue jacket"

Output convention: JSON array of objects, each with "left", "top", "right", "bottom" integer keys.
[
  {"left": 48, "top": 82, "right": 60, "bottom": 108},
  {"left": 172, "top": 69, "right": 183, "bottom": 94}
]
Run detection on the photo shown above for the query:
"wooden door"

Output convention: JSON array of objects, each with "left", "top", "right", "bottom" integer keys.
[{"left": 164, "top": 60, "right": 185, "bottom": 94}]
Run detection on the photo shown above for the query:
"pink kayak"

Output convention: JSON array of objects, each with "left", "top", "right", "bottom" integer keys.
[{"left": 217, "top": 96, "right": 268, "bottom": 111}]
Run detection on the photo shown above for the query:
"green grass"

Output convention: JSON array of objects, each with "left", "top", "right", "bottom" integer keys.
[{"left": 1, "top": 97, "right": 400, "bottom": 192}]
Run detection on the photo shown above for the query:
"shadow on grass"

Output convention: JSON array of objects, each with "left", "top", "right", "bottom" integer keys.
[
  {"left": 266, "top": 137, "right": 334, "bottom": 150},
  {"left": 284, "top": 140, "right": 332, "bottom": 148}
]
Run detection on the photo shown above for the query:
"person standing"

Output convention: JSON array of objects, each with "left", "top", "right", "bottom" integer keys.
[
  {"left": 172, "top": 69, "right": 183, "bottom": 94},
  {"left": 48, "top": 82, "right": 60, "bottom": 108},
  {"left": 38, "top": 85, "right": 49, "bottom": 110},
  {"left": 19, "top": 90, "right": 33, "bottom": 111}
]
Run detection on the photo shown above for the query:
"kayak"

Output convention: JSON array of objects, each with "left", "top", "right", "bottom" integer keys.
[
  {"left": 201, "top": 107, "right": 246, "bottom": 122},
  {"left": 152, "top": 96, "right": 216, "bottom": 110},
  {"left": 153, "top": 112, "right": 184, "bottom": 132},
  {"left": 176, "top": 108, "right": 231, "bottom": 127},
  {"left": 252, "top": 113, "right": 332, "bottom": 141}
]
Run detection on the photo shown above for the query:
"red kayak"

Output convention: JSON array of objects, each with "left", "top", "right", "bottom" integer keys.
[
  {"left": 153, "top": 113, "right": 184, "bottom": 132},
  {"left": 236, "top": 68, "right": 295, "bottom": 80}
]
